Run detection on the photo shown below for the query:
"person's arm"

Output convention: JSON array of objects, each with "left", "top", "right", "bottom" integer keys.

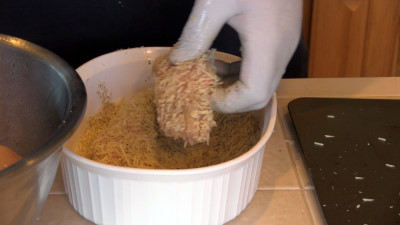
[{"left": 170, "top": 0, "right": 303, "bottom": 113}]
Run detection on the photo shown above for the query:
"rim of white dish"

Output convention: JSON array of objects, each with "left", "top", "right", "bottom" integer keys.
[{"left": 62, "top": 47, "right": 277, "bottom": 176}]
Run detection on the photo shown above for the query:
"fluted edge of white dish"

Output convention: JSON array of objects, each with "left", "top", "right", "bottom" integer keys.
[{"left": 61, "top": 146, "right": 265, "bottom": 225}]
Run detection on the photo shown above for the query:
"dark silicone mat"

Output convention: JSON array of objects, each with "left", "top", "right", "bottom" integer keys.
[{"left": 288, "top": 98, "right": 400, "bottom": 225}]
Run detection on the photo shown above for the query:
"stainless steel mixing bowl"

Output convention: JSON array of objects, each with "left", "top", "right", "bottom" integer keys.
[{"left": 0, "top": 34, "right": 86, "bottom": 225}]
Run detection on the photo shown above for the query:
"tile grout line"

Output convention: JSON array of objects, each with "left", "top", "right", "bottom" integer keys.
[
  {"left": 49, "top": 192, "right": 67, "bottom": 195},
  {"left": 287, "top": 140, "right": 319, "bottom": 225},
  {"left": 277, "top": 103, "right": 317, "bottom": 225},
  {"left": 276, "top": 108, "right": 304, "bottom": 190},
  {"left": 276, "top": 97, "right": 296, "bottom": 141},
  {"left": 257, "top": 187, "right": 301, "bottom": 191}
]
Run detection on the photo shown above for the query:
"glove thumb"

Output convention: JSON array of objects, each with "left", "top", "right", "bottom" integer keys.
[{"left": 170, "top": 0, "right": 237, "bottom": 65}]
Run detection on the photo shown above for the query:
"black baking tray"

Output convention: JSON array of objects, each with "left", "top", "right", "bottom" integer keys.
[{"left": 288, "top": 97, "right": 400, "bottom": 225}]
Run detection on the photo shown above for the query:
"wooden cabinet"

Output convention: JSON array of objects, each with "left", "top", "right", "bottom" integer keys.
[{"left": 304, "top": 0, "right": 400, "bottom": 77}]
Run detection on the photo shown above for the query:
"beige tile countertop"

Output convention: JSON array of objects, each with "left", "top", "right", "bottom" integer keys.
[{"left": 34, "top": 77, "right": 400, "bottom": 225}]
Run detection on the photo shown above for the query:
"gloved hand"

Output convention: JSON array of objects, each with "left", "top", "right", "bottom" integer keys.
[{"left": 170, "top": 0, "right": 303, "bottom": 113}]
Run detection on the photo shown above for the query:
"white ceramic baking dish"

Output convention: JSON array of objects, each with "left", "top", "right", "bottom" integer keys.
[{"left": 61, "top": 47, "right": 277, "bottom": 225}]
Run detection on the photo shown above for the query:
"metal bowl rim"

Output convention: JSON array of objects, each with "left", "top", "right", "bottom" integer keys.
[{"left": 0, "top": 34, "right": 87, "bottom": 178}]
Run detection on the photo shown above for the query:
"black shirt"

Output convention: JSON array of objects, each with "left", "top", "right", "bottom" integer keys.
[{"left": 0, "top": 0, "right": 307, "bottom": 77}]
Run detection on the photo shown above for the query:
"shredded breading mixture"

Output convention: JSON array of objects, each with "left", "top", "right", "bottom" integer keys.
[
  {"left": 75, "top": 87, "right": 261, "bottom": 169},
  {"left": 153, "top": 52, "right": 220, "bottom": 146}
]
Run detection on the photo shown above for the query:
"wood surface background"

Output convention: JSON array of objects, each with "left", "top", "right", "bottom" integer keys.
[{"left": 303, "top": 0, "right": 400, "bottom": 77}]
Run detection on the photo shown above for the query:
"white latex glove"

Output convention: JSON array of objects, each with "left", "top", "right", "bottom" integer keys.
[{"left": 170, "top": 0, "right": 303, "bottom": 113}]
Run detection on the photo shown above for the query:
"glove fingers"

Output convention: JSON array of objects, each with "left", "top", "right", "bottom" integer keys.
[
  {"left": 211, "top": 79, "right": 275, "bottom": 113},
  {"left": 213, "top": 0, "right": 302, "bottom": 113},
  {"left": 170, "top": 0, "right": 237, "bottom": 65}
]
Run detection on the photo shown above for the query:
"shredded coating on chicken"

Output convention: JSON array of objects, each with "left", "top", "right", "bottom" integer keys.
[{"left": 153, "top": 52, "right": 219, "bottom": 146}]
